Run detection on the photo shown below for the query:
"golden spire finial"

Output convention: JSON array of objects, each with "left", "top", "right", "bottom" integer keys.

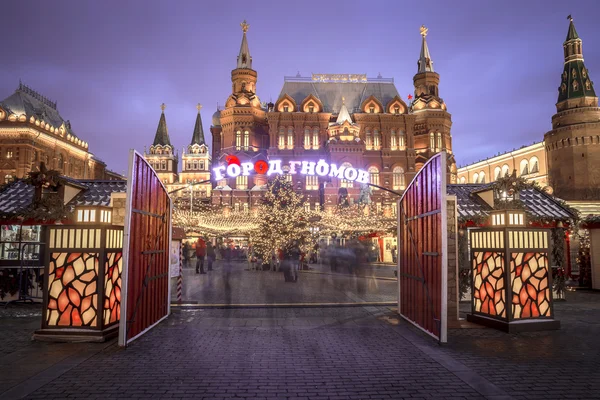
[
  {"left": 420, "top": 25, "right": 428, "bottom": 38},
  {"left": 241, "top": 20, "right": 249, "bottom": 33},
  {"left": 196, "top": 103, "right": 202, "bottom": 112},
  {"left": 342, "top": 96, "right": 345, "bottom": 104},
  {"left": 160, "top": 103, "right": 166, "bottom": 112}
]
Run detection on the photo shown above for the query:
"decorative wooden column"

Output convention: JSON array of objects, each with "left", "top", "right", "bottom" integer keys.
[
  {"left": 466, "top": 210, "right": 560, "bottom": 333},
  {"left": 34, "top": 225, "right": 124, "bottom": 342}
]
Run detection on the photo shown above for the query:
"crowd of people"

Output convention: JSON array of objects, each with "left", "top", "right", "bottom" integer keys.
[{"left": 182, "top": 236, "right": 391, "bottom": 283}]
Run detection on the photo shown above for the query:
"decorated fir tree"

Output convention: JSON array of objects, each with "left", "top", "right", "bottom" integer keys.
[{"left": 250, "top": 175, "right": 313, "bottom": 262}]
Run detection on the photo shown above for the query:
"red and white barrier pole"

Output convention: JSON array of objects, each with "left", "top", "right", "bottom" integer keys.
[{"left": 177, "top": 244, "right": 183, "bottom": 302}]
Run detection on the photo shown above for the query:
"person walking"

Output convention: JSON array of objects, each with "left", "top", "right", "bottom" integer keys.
[
  {"left": 206, "top": 241, "right": 216, "bottom": 271},
  {"left": 196, "top": 237, "right": 207, "bottom": 274}
]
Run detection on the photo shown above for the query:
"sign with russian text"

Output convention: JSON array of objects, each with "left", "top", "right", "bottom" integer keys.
[{"left": 213, "top": 159, "right": 370, "bottom": 184}]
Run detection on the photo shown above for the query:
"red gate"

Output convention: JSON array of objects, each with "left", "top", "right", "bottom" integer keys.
[
  {"left": 397, "top": 152, "right": 448, "bottom": 342},
  {"left": 119, "top": 150, "right": 172, "bottom": 346}
]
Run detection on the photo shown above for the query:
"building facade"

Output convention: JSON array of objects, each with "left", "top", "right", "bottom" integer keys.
[
  {"left": 0, "top": 83, "right": 115, "bottom": 183},
  {"left": 458, "top": 18, "right": 600, "bottom": 204},
  {"left": 210, "top": 22, "right": 456, "bottom": 214},
  {"left": 144, "top": 104, "right": 212, "bottom": 207},
  {"left": 457, "top": 142, "right": 548, "bottom": 189}
]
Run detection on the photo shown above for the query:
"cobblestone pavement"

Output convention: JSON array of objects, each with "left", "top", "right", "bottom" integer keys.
[
  {"left": 176, "top": 261, "right": 397, "bottom": 304},
  {"left": 442, "top": 290, "right": 600, "bottom": 400},
  {"left": 1, "top": 291, "right": 599, "bottom": 399}
]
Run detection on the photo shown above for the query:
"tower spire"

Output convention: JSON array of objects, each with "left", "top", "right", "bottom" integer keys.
[
  {"left": 153, "top": 103, "right": 171, "bottom": 146},
  {"left": 336, "top": 96, "right": 353, "bottom": 124},
  {"left": 417, "top": 25, "right": 434, "bottom": 73},
  {"left": 190, "top": 103, "right": 206, "bottom": 146},
  {"left": 557, "top": 15, "right": 596, "bottom": 104},
  {"left": 237, "top": 20, "right": 252, "bottom": 69}
]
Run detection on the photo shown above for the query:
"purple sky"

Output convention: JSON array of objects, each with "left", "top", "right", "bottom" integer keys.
[{"left": 1, "top": 0, "right": 599, "bottom": 175}]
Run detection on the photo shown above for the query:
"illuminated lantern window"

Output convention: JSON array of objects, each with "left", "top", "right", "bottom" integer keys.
[
  {"left": 490, "top": 210, "right": 525, "bottom": 227},
  {"left": 77, "top": 209, "right": 97, "bottom": 223},
  {"left": 468, "top": 214, "right": 559, "bottom": 332}
]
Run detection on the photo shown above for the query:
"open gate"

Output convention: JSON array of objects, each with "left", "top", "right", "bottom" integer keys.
[
  {"left": 119, "top": 150, "right": 172, "bottom": 346},
  {"left": 397, "top": 152, "right": 448, "bottom": 342}
]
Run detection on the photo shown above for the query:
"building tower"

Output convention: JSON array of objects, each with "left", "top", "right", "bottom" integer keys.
[
  {"left": 145, "top": 103, "right": 178, "bottom": 185},
  {"left": 545, "top": 16, "right": 600, "bottom": 200},
  {"left": 213, "top": 20, "right": 268, "bottom": 210},
  {"left": 410, "top": 25, "right": 455, "bottom": 181},
  {"left": 181, "top": 104, "right": 212, "bottom": 198}
]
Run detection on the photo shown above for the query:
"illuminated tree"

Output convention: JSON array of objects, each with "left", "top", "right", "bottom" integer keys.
[{"left": 250, "top": 175, "right": 313, "bottom": 261}]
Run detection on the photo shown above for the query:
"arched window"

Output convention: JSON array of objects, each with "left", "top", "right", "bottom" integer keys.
[
  {"left": 365, "top": 128, "right": 372, "bottom": 150},
  {"left": 58, "top": 154, "right": 64, "bottom": 169},
  {"left": 278, "top": 127, "right": 285, "bottom": 149},
  {"left": 341, "top": 162, "right": 353, "bottom": 188},
  {"left": 287, "top": 127, "right": 294, "bottom": 149},
  {"left": 530, "top": 156, "right": 539, "bottom": 173},
  {"left": 312, "top": 128, "right": 319, "bottom": 149},
  {"left": 520, "top": 159, "right": 529, "bottom": 176},
  {"left": 236, "top": 175, "right": 248, "bottom": 190},
  {"left": 161, "top": 160, "right": 167, "bottom": 170},
  {"left": 494, "top": 167, "right": 501, "bottom": 180},
  {"left": 479, "top": 171, "right": 486, "bottom": 183},
  {"left": 472, "top": 173, "right": 479, "bottom": 183},
  {"left": 437, "top": 133, "right": 443, "bottom": 150},
  {"left": 399, "top": 130, "right": 406, "bottom": 150},
  {"left": 235, "top": 130, "right": 242, "bottom": 150},
  {"left": 501, "top": 164, "right": 510, "bottom": 178},
  {"left": 243, "top": 130, "right": 249, "bottom": 150},
  {"left": 459, "top": 176, "right": 466, "bottom": 184},
  {"left": 392, "top": 167, "right": 405, "bottom": 190},
  {"left": 429, "top": 132, "right": 435, "bottom": 149},
  {"left": 304, "top": 128, "right": 311, "bottom": 149},
  {"left": 390, "top": 130, "right": 397, "bottom": 150},
  {"left": 4, "top": 174, "right": 13, "bottom": 184},
  {"left": 373, "top": 129, "right": 381, "bottom": 150},
  {"left": 368, "top": 166, "right": 379, "bottom": 189}
]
